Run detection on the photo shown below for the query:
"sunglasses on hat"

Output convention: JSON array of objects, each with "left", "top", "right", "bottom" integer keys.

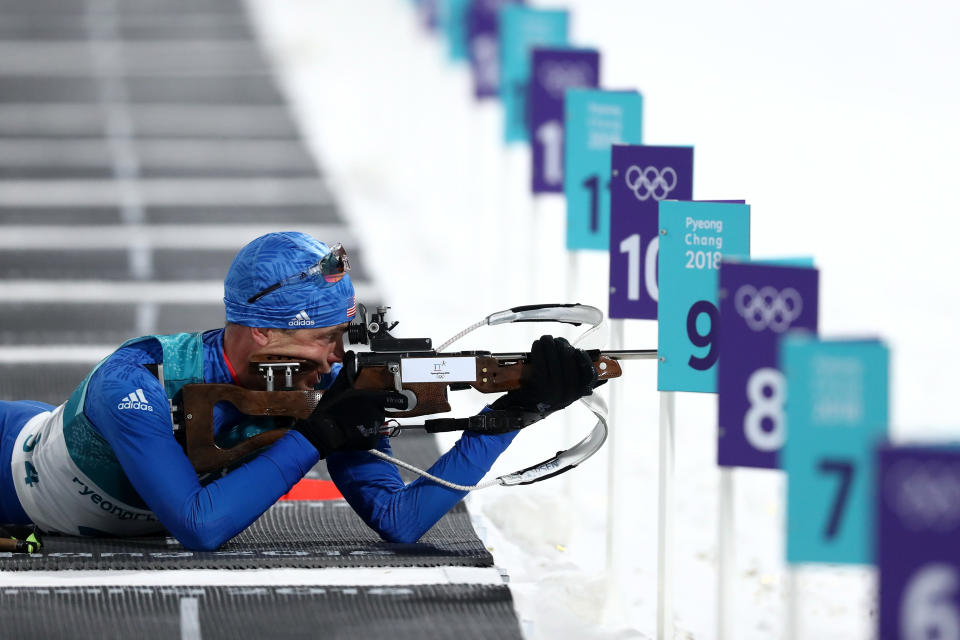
[{"left": 246, "top": 243, "right": 350, "bottom": 304}]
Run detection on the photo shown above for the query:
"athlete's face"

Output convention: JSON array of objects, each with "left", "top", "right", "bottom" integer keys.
[{"left": 258, "top": 323, "right": 349, "bottom": 389}]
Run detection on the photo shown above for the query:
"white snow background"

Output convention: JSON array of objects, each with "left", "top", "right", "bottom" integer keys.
[{"left": 248, "top": 1, "right": 960, "bottom": 638}]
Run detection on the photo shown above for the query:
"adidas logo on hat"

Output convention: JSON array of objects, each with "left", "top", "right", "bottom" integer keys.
[
  {"left": 117, "top": 389, "right": 154, "bottom": 412},
  {"left": 288, "top": 310, "right": 315, "bottom": 326}
]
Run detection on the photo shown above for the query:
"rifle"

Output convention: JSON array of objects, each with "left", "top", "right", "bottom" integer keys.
[{"left": 175, "top": 304, "right": 654, "bottom": 487}]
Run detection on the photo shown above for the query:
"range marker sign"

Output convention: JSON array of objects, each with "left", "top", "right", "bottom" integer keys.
[
  {"left": 608, "top": 144, "right": 693, "bottom": 320},
  {"left": 717, "top": 261, "right": 819, "bottom": 469},
  {"left": 530, "top": 48, "right": 599, "bottom": 194}
]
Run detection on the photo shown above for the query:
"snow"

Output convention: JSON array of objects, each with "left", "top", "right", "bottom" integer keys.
[{"left": 246, "top": 1, "right": 960, "bottom": 638}]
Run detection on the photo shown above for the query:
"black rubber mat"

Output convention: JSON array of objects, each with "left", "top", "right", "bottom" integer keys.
[
  {"left": 0, "top": 501, "right": 490, "bottom": 571},
  {"left": 0, "top": 140, "right": 316, "bottom": 179},
  {"left": 125, "top": 75, "right": 284, "bottom": 105},
  {"left": 0, "top": 432, "right": 487, "bottom": 571},
  {"left": 0, "top": 203, "right": 332, "bottom": 225},
  {"left": 0, "top": 106, "right": 299, "bottom": 140},
  {"left": 0, "top": 15, "right": 253, "bottom": 41},
  {"left": 128, "top": 107, "right": 300, "bottom": 139},
  {"left": 0, "top": 302, "right": 226, "bottom": 345},
  {"left": 0, "top": 205, "right": 121, "bottom": 224},
  {"left": 0, "top": 166, "right": 114, "bottom": 179},
  {"left": 0, "top": 363, "right": 91, "bottom": 405},
  {"left": 0, "top": 75, "right": 284, "bottom": 105},
  {"left": 0, "top": 248, "right": 370, "bottom": 282},
  {"left": 145, "top": 204, "right": 339, "bottom": 224},
  {"left": 0, "top": 584, "right": 524, "bottom": 640}
]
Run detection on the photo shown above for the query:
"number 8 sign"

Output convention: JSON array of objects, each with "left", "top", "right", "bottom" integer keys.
[
  {"left": 717, "top": 262, "right": 819, "bottom": 468},
  {"left": 657, "top": 201, "right": 750, "bottom": 393}
]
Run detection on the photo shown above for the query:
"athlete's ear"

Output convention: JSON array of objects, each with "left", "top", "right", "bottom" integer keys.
[{"left": 249, "top": 326, "right": 272, "bottom": 347}]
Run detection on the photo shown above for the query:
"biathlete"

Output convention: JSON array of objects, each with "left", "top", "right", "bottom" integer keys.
[{"left": 0, "top": 232, "right": 598, "bottom": 550}]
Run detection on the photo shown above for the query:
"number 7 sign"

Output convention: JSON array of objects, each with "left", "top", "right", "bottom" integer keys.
[
  {"left": 782, "top": 336, "right": 889, "bottom": 565},
  {"left": 608, "top": 145, "right": 693, "bottom": 319}
]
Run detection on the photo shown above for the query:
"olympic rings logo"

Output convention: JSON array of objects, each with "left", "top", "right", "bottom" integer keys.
[
  {"left": 624, "top": 165, "right": 677, "bottom": 201},
  {"left": 734, "top": 285, "right": 803, "bottom": 333}
]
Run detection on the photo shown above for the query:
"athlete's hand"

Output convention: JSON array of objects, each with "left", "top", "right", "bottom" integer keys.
[
  {"left": 292, "top": 351, "right": 407, "bottom": 457},
  {"left": 491, "top": 335, "right": 598, "bottom": 418}
]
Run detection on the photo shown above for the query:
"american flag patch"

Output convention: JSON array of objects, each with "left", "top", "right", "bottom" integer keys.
[{"left": 346, "top": 295, "right": 357, "bottom": 318}]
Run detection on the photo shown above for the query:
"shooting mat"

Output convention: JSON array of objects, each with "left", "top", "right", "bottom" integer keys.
[
  {"left": 0, "top": 584, "right": 524, "bottom": 640},
  {"left": 0, "top": 433, "right": 494, "bottom": 571}
]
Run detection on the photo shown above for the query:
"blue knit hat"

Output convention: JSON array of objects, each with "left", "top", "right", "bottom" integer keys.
[{"left": 223, "top": 232, "right": 356, "bottom": 328}]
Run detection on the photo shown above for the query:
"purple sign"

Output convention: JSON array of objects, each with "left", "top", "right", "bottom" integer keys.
[
  {"left": 417, "top": 0, "right": 440, "bottom": 31},
  {"left": 467, "top": 0, "right": 523, "bottom": 99},
  {"left": 608, "top": 145, "right": 693, "bottom": 319},
  {"left": 717, "top": 262, "right": 819, "bottom": 468},
  {"left": 530, "top": 48, "right": 599, "bottom": 193},
  {"left": 878, "top": 445, "right": 960, "bottom": 639}
]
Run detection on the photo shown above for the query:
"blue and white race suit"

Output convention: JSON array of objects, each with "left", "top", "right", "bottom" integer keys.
[{"left": 0, "top": 329, "right": 517, "bottom": 550}]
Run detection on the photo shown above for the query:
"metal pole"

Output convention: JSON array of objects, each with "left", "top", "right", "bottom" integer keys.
[
  {"left": 717, "top": 467, "right": 735, "bottom": 640},
  {"left": 657, "top": 391, "right": 676, "bottom": 640},
  {"left": 786, "top": 569, "right": 800, "bottom": 640},
  {"left": 605, "top": 319, "right": 625, "bottom": 585}
]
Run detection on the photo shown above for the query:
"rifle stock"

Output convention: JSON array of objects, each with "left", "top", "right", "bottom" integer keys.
[{"left": 179, "top": 353, "right": 623, "bottom": 471}]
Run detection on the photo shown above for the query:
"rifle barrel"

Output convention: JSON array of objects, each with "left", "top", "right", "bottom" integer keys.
[
  {"left": 492, "top": 349, "right": 657, "bottom": 361},
  {"left": 600, "top": 349, "right": 658, "bottom": 360}
]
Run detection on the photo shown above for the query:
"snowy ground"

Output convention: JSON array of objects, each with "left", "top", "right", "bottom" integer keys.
[{"left": 247, "top": 2, "right": 960, "bottom": 638}]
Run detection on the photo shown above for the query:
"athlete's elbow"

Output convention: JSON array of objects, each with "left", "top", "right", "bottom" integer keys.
[
  {"left": 373, "top": 520, "right": 430, "bottom": 544},
  {"left": 174, "top": 530, "right": 225, "bottom": 551}
]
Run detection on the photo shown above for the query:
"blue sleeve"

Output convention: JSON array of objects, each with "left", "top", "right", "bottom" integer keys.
[
  {"left": 85, "top": 359, "right": 320, "bottom": 551},
  {"left": 325, "top": 421, "right": 519, "bottom": 543}
]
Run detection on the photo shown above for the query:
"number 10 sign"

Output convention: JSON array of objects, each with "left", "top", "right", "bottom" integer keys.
[
  {"left": 657, "top": 201, "right": 750, "bottom": 393},
  {"left": 608, "top": 145, "right": 693, "bottom": 320}
]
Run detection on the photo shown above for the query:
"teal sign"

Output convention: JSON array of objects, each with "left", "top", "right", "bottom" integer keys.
[
  {"left": 499, "top": 6, "right": 568, "bottom": 143},
  {"left": 442, "top": 0, "right": 471, "bottom": 62},
  {"left": 657, "top": 201, "right": 750, "bottom": 392},
  {"left": 564, "top": 89, "right": 643, "bottom": 250},
  {"left": 782, "top": 337, "right": 889, "bottom": 565}
]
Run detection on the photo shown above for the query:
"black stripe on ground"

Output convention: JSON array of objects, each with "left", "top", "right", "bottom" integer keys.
[
  {"left": 0, "top": 76, "right": 285, "bottom": 105},
  {"left": 0, "top": 204, "right": 339, "bottom": 225},
  {"left": 0, "top": 248, "right": 370, "bottom": 281},
  {"left": 0, "top": 584, "right": 524, "bottom": 640},
  {"left": 0, "top": 496, "right": 492, "bottom": 570},
  {"left": 0, "top": 302, "right": 227, "bottom": 345}
]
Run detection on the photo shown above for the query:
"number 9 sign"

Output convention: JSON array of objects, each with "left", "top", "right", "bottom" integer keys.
[
  {"left": 657, "top": 201, "right": 750, "bottom": 393},
  {"left": 717, "top": 262, "right": 819, "bottom": 468}
]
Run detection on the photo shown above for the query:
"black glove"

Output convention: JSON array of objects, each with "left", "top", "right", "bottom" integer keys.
[
  {"left": 490, "top": 335, "right": 599, "bottom": 418},
  {"left": 292, "top": 351, "right": 407, "bottom": 458}
]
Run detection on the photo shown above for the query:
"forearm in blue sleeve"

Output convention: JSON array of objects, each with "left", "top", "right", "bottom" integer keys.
[
  {"left": 87, "top": 365, "right": 320, "bottom": 550},
  {"left": 326, "top": 428, "right": 519, "bottom": 543}
]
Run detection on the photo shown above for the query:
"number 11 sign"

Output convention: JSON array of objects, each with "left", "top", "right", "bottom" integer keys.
[
  {"left": 564, "top": 89, "right": 643, "bottom": 251},
  {"left": 608, "top": 145, "right": 693, "bottom": 320}
]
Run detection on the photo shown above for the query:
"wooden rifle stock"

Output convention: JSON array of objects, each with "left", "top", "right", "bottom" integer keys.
[{"left": 179, "top": 354, "right": 622, "bottom": 470}]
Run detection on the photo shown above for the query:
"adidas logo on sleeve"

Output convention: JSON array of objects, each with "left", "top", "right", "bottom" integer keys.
[
  {"left": 117, "top": 389, "right": 154, "bottom": 412},
  {"left": 288, "top": 310, "right": 315, "bottom": 326}
]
